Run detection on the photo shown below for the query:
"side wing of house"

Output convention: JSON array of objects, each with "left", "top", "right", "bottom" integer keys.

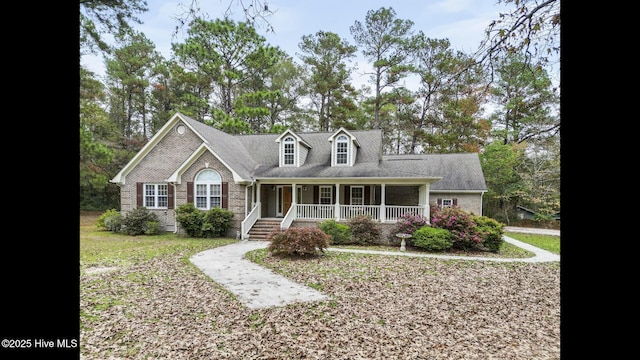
[
  {"left": 427, "top": 153, "right": 488, "bottom": 216},
  {"left": 110, "top": 113, "right": 250, "bottom": 235}
]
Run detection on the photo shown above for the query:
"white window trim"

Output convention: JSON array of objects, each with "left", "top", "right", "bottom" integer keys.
[
  {"left": 319, "top": 186, "right": 333, "bottom": 204},
  {"left": 194, "top": 170, "right": 222, "bottom": 210},
  {"left": 144, "top": 183, "right": 168, "bottom": 209},
  {"left": 350, "top": 186, "right": 364, "bottom": 205},
  {"left": 282, "top": 136, "right": 297, "bottom": 167},
  {"left": 441, "top": 198, "right": 453, "bottom": 208},
  {"left": 334, "top": 134, "right": 349, "bottom": 166}
]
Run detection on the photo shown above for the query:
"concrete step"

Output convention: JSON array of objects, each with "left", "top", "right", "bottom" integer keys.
[{"left": 247, "top": 219, "right": 281, "bottom": 241}]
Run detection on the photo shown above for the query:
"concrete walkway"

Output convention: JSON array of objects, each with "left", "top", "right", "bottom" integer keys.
[
  {"left": 190, "top": 241, "right": 328, "bottom": 309},
  {"left": 190, "top": 232, "right": 559, "bottom": 309}
]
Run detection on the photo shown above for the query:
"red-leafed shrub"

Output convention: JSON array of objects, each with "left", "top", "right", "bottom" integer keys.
[
  {"left": 267, "top": 227, "right": 330, "bottom": 257},
  {"left": 430, "top": 206, "right": 483, "bottom": 250},
  {"left": 348, "top": 215, "right": 381, "bottom": 245}
]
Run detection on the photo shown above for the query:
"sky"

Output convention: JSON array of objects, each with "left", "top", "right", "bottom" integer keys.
[{"left": 81, "top": 0, "right": 520, "bottom": 87}]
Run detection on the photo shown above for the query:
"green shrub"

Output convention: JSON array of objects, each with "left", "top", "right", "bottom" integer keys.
[
  {"left": 122, "top": 207, "right": 160, "bottom": 236},
  {"left": 175, "top": 203, "right": 204, "bottom": 237},
  {"left": 145, "top": 221, "right": 162, "bottom": 235},
  {"left": 96, "top": 209, "right": 122, "bottom": 232},
  {"left": 430, "top": 206, "right": 483, "bottom": 250},
  {"left": 348, "top": 215, "right": 381, "bottom": 245},
  {"left": 473, "top": 215, "right": 505, "bottom": 252},
  {"left": 176, "top": 203, "right": 235, "bottom": 238},
  {"left": 412, "top": 226, "right": 453, "bottom": 251},
  {"left": 267, "top": 227, "right": 330, "bottom": 257},
  {"left": 318, "top": 219, "right": 351, "bottom": 245},
  {"left": 202, "top": 207, "right": 234, "bottom": 237}
]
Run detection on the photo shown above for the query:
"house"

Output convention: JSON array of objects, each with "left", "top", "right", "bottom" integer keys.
[
  {"left": 516, "top": 205, "right": 561, "bottom": 221},
  {"left": 110, "top": 112, "right": 487, "bottom": 241}
]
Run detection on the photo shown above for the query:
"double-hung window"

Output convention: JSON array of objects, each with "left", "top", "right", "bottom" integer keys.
[
  {"left": 144, "top": 184, "right": 168, "bottom": 208},
  {"left": 283, "top": 136, "right": 295, "bottom": 165},
  {"left": 319, "top": 186, "right": 333, "bottom": 204},
  {"left": 336, "top": 135, "right": 348, "bottom": 165},
  {"left": 350, "top": 186, "right": 364, "bottom": 205},
  {"left": 195, "top": 169, "right": 222, "bottom": 210}
]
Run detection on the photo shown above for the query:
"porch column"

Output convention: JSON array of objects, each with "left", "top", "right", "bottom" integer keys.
[
  {"left": 380, "top": 184, "right": 386, "bottom": 222},
  {"left": 291, "top": 183, "right": 297, "bottom": 217},
  {"left": 256, "top": 183, "right": 261, "bottom": 204},
  {"left": 419, "top": 183, "right": 430, "bottom": 224},
  {"left": 245, "top": 186, "right": 249, "bottom": 218},
  {"left": 334, "top": 183, "right": 340, "bottom": 221},
  {"left": 291, "top": 183, "right": 297, "bottom": 205}
]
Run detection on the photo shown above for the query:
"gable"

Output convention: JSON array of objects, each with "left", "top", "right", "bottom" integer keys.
[
  {"left": 274, "top": 129, "right": 312, "bottom": 167},
  {"left": 111, "top": 113, "right": 208, "bottom": 185}
]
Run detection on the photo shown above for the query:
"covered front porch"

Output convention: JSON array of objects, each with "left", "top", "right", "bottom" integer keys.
[{"left": 241, "top": 179, "right": 437, "bottom": 240}]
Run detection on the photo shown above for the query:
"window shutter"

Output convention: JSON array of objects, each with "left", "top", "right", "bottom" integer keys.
[
  {"left": 437, "top": 198, "right": 442, "bottom": 205},
  {"left": 168, "top": 184, "right": 174, "bottom": 209},
  {"left": 332, "top": 186, "right": 336, "bottom": 203},
  {"left": 137, "top": 183, "right": 143, "bottom": 207},
  {"left": 187, "top": 182, "right": 194, "bottom": 203},
  {"left": 313, "top": 186, "right": 319, "bottom": 203},
  {"left": 344, "top": 185, "right": 350, "bottom": 204},
  {"left": 364, "top": 186, "right": 371, "bottom": 205},
  {"left": 222, "top": 182, "right": 228, "bottom": 209},
  {"left": 453, "top": 198, "right": 458, "bottom": 206}
]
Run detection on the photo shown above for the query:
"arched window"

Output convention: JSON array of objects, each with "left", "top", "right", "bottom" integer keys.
[
  {"left": 336, "top": 135, "right": 348, "bottom": 165},
  {"left": 283, "top": 136, "right": 295, "bottom": 165},
  {"left": 195, "top": 169, "right": 222, "bottom": 210}
]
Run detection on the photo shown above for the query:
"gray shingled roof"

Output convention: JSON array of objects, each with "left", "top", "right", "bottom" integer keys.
[{"left": 179, "top": 114, "right": 486, "bottom": 191}]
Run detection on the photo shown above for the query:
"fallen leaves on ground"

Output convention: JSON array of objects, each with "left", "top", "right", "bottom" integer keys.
[{"left": 81, "top": 249, "right": 559, "bottom": 359}]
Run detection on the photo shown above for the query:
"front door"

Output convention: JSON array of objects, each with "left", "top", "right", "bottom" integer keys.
[{"left": 277, "top": 186, "right": 293, "bottom": 217}]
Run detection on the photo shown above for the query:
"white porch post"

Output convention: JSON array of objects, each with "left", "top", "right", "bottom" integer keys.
[
  {"left": 245, "top": 186, "right": 249, "bottom": 218},
  {"left": 334, "top": 183, "right": 340, "bottom": 221},
  {"left": 291, "top": 183, "right": 297, "bottom": 215},
  {"left": 380, "top": 184, "right": 386, "bottom": 222},
  {"left": 256, "top": 183, "right": 261, "bottom": 204},
  {"left": 419, "top": 183, "right": 430, "bottom": 224}
]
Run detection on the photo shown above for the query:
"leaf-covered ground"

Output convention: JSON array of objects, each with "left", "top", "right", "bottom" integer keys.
[{"left": 80, "top": 249, "right": 560, "bottom": 359}]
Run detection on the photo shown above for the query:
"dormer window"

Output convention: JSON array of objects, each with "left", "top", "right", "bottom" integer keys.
[
  {"left": 329, "top": 128, "right": 359, "bottom": 167},
  {"left": 336, "top": 135, "right": 349, "bottom": 165},
  {"left": 283, "top": 136, "right": 295, "bottom": 165},
  {"left": 276, "top": 130, "right": 311, "bottom": 167}
]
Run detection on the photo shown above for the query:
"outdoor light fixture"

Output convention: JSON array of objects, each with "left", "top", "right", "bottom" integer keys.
[{"left": 303, "top": 186, "right": 307, "bottom": 191}]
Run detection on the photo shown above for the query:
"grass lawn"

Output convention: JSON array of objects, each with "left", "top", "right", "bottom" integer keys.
[{"left": 504, "top": 232, "right": 560, "bottom": 254}]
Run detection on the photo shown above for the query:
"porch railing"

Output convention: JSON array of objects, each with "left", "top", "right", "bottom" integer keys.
[
  {"left": 241, "top": 202, "right": 260, "bottom": 240},
  {"left": 296, "top": 204, "right": 334, "bottom": 220},
  {"left": 294, "top": 204, "right": 425, "bottom": 223},
  {"left": 385, "top": 205, "right": 425, "bottom": 222}
]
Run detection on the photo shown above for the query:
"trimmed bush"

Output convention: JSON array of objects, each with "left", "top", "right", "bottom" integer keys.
[
  {"left": 348, "top": 215, "right": 381, "bottom": 245},
  {"left": 202, "top": 207, "right": 234, "bottom": 238},
  {"left": 175, "top": 203, "right": 204, "bottom": 237},
  {"left": 431, "top": 206, "right": 483, "bottom": 250},
  {"left": 122, "top": 207, "right": 160, "bottom": 236},
  {"left": 393, "top": 212, "right": 429, "bottom": 236},
  {"left": 267, "top": 227, "right": 330, "bottom": 257},
  {"left": 319, "top": 219, "right": 352, "bottom": 245},
  {"left": 473, "top": 215, "right": 505, "bottom": 252},
  {"left": 176, "top": 203, "right": 234, "bottom": 238},
  {"left": 412, "top": 226, "right": 453, "bottom": 251},
  {"left": 96, "top": 209, "right": 122, "bottom": 232}
]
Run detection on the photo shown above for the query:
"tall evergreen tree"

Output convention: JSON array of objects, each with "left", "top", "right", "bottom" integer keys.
[
  {"left": 350, "top": 7, "right": 415, "bottom": 129},
  {"left": 105, "top": 30, "right": 161, "bottom": 139},
  {"left": 489, "top": 52, "right": 559, "bottom": 145},
  {"left": 297, "top": 31, "right": 358, "bottom": 131}
]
